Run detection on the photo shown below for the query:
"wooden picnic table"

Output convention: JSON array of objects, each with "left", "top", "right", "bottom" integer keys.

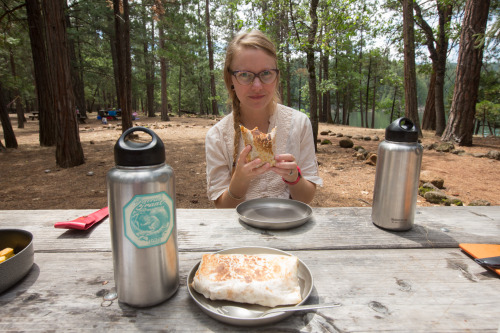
[{"left": 1, "top": 206, "right": 499, "bottom": 331}]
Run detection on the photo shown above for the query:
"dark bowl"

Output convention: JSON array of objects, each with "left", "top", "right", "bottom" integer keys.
[{"left": 0, "top": 229, "right": 34, "bottom": 294}]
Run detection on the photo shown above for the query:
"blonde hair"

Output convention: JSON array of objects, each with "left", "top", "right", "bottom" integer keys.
[{"left": 224, "top": 30, "right": 281, "bottom": 175}]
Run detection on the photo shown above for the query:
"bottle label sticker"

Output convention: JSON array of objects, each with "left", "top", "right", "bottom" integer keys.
[{"left": 123, "top": 192, "right": 175, "bottom": 249}]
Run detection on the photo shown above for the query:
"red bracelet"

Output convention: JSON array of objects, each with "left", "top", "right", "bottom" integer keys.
[{"left": 282, "top": 167, "right": 301, "bottom": 185}]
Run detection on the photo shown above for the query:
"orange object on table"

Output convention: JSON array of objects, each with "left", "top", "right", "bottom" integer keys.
[{"left": 459, "top": 243, "right": 500, "bottom": 276}]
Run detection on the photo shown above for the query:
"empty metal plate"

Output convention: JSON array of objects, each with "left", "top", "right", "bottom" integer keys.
[
  {"left": 187, "top": 246, "right": 314, "bottom": 327},
  {"left": 236, "top": 198, "right": 312, "bottom": 229}
]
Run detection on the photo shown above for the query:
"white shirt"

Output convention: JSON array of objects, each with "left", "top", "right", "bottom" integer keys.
[{"left": 205, "top": 104, "right": 323, "bottom": 201}]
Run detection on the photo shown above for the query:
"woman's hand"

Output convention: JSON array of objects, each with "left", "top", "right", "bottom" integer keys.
[
  {"left": 215, "top": 145, "right": 272, "bottom": 208},
  {"left": 272, "top": 153, "right": 299, "bottom": 183},
  {"left": 233, "top": 145, "right": 272, "bottom": 182}
]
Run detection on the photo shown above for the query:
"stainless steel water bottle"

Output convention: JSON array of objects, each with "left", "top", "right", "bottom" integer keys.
[
  {"left": 372, "top": 117, "right": 423, "bottom": 231},
  {"left": 107, "top": 126, "right": 179, "bottom": 307}
]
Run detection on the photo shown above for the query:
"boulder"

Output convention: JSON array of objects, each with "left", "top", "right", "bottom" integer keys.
[
  {"left": 486, "top": 150, "right": 500, "bottom": 160},
  {"left": 321, "top": 139, "right": 332, "bottom": 145},
  {"left": 339, "top": 138, "right": 354, "bottom": 148},
  {"left": 419, "top": 170, "right": 445, "bottom": 189},
  {"left": 365, "top": 153, "right": 377, "bottom": 166},
  {"left": 468, "top": 199, "right": 491, "bottom": 206},
  {"left": 435, "top": 142, "right": 455, "bottom": 152},
  {"left": 424, "top": 191, "right": 448, "bottom": 204}
]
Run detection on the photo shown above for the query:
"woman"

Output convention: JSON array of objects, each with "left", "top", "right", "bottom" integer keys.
[{"left": 205, "top": 30, "right": 322, "bottom": 208}]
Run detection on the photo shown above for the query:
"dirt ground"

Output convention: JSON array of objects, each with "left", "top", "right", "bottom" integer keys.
[{"left": 1, "top": 113, "right": 499, "bottom": 210}]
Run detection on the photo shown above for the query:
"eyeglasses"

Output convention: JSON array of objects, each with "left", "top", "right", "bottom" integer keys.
[{"left": 231, "top": 69, "right": 279, "bottom": 85}]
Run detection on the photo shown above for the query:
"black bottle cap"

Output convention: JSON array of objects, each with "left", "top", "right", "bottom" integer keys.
[
  {"left": 385, "top": 117, "right": 418, "bottom": 143},
  {"left": 114, "top": 126, "right": 165, "bottom": 166}
]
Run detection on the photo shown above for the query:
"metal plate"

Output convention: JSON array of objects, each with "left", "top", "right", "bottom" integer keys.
[
  {"left": 187, "top": 246, "right": 314, "bottom": 327},
  {"left": 236, "top": 198, "right": 312, "bottom": 230}
]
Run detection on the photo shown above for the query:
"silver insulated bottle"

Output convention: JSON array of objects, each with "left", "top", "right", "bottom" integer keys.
[
  {"left": 107, "top": 126, "right": 179, "bottom": 307},
  {"left": 372, "top": 117, "right": 423, "bottom": 231}
]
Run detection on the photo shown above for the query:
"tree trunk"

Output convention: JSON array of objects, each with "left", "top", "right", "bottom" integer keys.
[
  {"left": 159, "top": 24, "right": 170, "bottom": 121},
  {"left": 371, "top": 75, "right": 377, "bottom": 128},
  {"left": 441, "top": 0, "right": 490, "bottom": 146},
  {"left": 306, "top": 0, "right": 319, "bottom": 151},
  {"left": 402, "top": 0, "right": 422, "bottom": 137},
  {"left": 142, "top": 5, "right": 155, "bottom": 118},
  {"left": 42, "top": 0, "right": 84, "bottom": 168},
  {"left": 113, "top": 0, "right": 133, "bottom": 131},
  {"left": 0, "top": 82, "right": 18, "bottom": 149},
  {"left": 26, "top": 0, "right": 57, "bottom": 146},
  {"left": 205, "top": 0, "right": 217, "bottom": 115},
  {"left": 323, "top": 50, "right": 332, "bottom": 124},
  {"left": 413, "top": 0, "right": 452, "bottom": 136},
  {"left": 364, "top": 55, "right": 372, "bottom": 128},
  {"left": 64, "top": 2, "right": 87, "bottom": 120},
  {"left": 421, "top": 70, "right": 436, "bottom": 131}
]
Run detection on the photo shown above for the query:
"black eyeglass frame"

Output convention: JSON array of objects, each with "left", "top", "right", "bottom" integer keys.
[{"left": 230, "top": 69, "right": 280, "bottom": 85}]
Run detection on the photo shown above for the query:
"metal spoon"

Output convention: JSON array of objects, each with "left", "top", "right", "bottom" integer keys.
[{"left": 220, "top": 303, "right": 342, "bottom": 318}]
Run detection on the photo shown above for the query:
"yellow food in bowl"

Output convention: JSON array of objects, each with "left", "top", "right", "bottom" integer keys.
[{"left": 0, "top": 247, "right": 14, "bottom": 263}]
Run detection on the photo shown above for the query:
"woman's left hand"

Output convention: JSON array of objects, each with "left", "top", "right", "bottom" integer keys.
[{"left": 272, "top": 154, "right": 299, "bottom": 183}]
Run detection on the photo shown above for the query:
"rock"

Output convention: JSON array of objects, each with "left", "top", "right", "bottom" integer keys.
[
  {"left": 486, "top": 150, "right": 500, "bottom": 160},
  {"left": 468, "top": 199, "right": 491, "bottom": 206},
  {"left": 353, "top": 135, "right": 363, "bottom": 140},
  {"left": 373, "top": 136, "right": 380, "bottom": 141},
  {"left": 339, "top": 138, "right": 354, "bottom": 148},
  {"left": 44, "top": 169, "right": 51, "bottom": 173},
  {"left": 451, "top": 149, "right": 466, "bottom": 155},
  {"left": 353, "top": 145, "right": 365, "bottom": 151},
  {"left": 435, "top": 142, "right": 455, "bottom": 152},
  {"left": 473, "top": 153, "right": 487, "bottom": 158},
  {"left": 87, "top": 171, "right": 94, "bottom": 176},
  {"left": 365, "top": 153, "right": 377, "bottom": 166},
  {"left": 320, "top": 130, "right": 331, "bottom": 135},
  {"left": 329, "top": 132, "right": 336, "bottom": 136},
  {"left": 419, "top": 183, "right": 440, "bottom": 196},
  {"left": 363, "top": 136, "right": 371, "bottom": 141},
  {"left": 424, "top": 191, "right": 448, "bottom": 204},
  {"left": 420, "top": 171, "right": 445, "bottom": 189},
  {"left": 90, "top": 140, "right": 95, "bottom": 145},
  {"left": 336, "top": 133, "right": 344, "bottom": 137},
  {"left": 321, "top": 139, "right": 332, "bottom": 145},
  {"left": 423, "top": 191, "right": 462, "bottom": 206}
]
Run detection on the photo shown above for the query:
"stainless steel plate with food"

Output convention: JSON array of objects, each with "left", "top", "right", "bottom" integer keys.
[
  {"left": 187, "top": 246, "right": 314, "bottom": 327},
  {"left": 236, "top": 198, "right": 312, "bottom": 229},
  {"left": 0, "top": 229, "right": 34, "bottom": 294}
]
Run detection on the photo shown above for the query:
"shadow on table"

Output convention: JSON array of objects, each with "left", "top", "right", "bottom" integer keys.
[
  {"left": 375, "top": 223, "right": 459, "bottom": 248},
  {"left": 0, "top": 263, "right": 40, "bottom": 302},
  {"left": 238, "top": 216, "right": 317, "bottom": 236}
]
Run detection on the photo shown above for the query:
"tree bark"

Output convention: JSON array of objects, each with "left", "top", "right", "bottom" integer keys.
[
  {"left": 402, "top": 0, "right": 422, "bottom": 136},
  {"left": 159, "top": 23, "right": 170, "bottom": 121},
  {"left": 413, "top": 0, "right": 451, "bottom": 136},
  {"left": 113, "top": 0, "right": 133, "bottom": 131},
  {"left": 306, "top": 0, "right": 319, "bottom": 151},
  {"left": 64, "top": 2, "right": 87, "bottom": 120},
  {"left": 42, "top": 0, "right": 84, "bottom": 167},
  {"left": 441, "top": 0, "right": 490, "bottom": 146},
  {"left": 422, "top": 70, "right": 436, "bottom": 131},
  {"left": 26, "top": 0, "right": 57, "bottom": 146},
  {"left": 0, "top": 82, "right": 18, "bottom": 149},
  {"left": 205, "top": 0, "right": 217, "bottom": 115}
]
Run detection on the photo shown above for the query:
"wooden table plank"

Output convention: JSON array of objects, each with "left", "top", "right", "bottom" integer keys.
[
  {"left": 1, "top": 206, "right": 499, "bottom": 252},
  {"left": 1, "top": 249, "right": 499, "bottom": 332}
]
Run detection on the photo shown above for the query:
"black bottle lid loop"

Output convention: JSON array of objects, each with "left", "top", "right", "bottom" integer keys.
[
  {"left": 114, "top": 126, "right": 165, "bottom": 166},
  {"left": 385, "top": 117, "right": 418, "bottom": 143}
]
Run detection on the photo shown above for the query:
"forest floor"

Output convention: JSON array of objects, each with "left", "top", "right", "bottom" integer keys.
[{"left": 1, "top": 113, "right": 499, "bottom": 210}]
